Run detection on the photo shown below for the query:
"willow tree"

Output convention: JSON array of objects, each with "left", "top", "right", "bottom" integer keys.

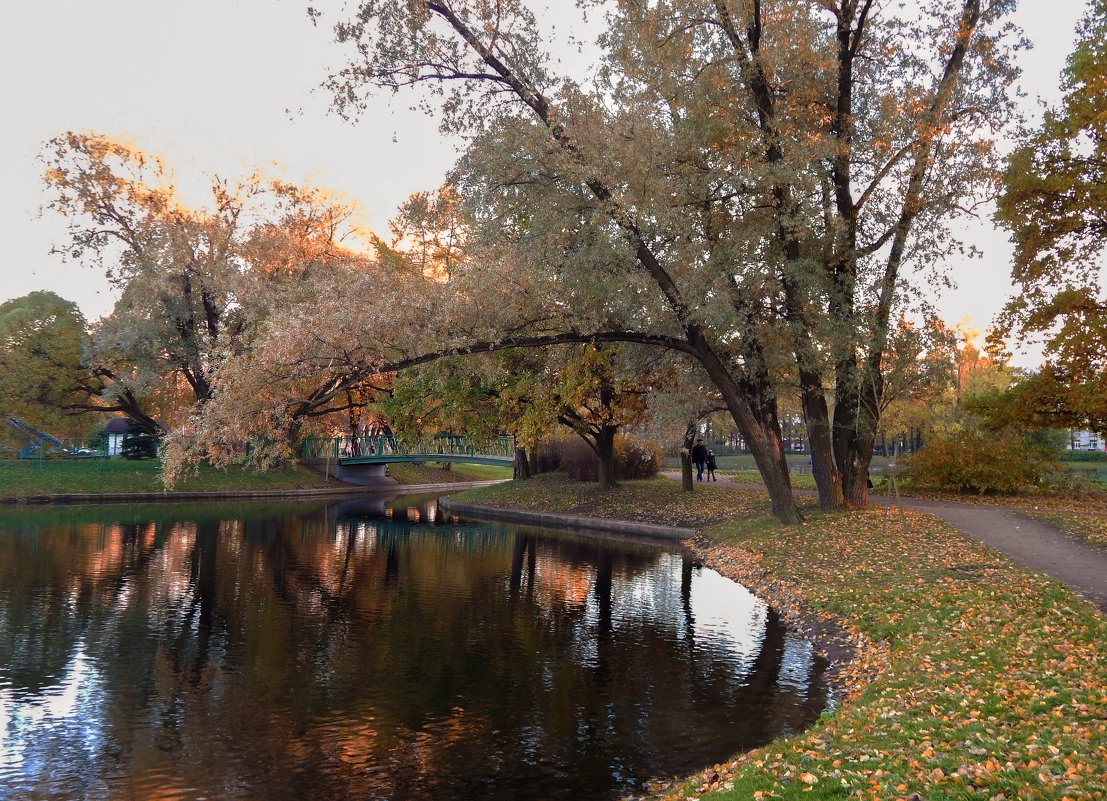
[{"left": 290, "top": 0, "right": 1014, "bottom": 521}]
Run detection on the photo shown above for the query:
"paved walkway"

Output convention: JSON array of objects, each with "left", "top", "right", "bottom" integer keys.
[{"left": 669, "top": 472, "right": 1107, "bottom": 612}]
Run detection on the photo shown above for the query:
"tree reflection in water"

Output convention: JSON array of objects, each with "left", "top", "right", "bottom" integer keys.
[{"left": 0, "top": 495, "right": 829, "bottom": 800}]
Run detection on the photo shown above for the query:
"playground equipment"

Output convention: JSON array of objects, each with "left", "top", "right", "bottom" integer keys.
[{"left": 5, "top": 417, "right": 68, "bottom": 459}]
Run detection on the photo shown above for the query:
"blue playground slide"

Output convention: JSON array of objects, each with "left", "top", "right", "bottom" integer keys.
[{"left": 6, "top": 417, "right": 66, "bottom": 458}]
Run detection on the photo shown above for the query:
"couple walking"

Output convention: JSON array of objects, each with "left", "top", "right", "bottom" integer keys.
[{"left": 691, "top": 438, "right": 717, "bottom": 481}]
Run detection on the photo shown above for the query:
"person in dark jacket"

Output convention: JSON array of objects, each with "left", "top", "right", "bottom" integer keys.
[
  {"left": 691, "top": 438, "right": 708, "bottom": 481},
  {"left": 706, "top": 450, "right": 718, "bottom": 481}
]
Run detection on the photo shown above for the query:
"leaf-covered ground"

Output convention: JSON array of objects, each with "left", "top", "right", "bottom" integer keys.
[
  {"left": 458, "top": 475, "right": 1107, "bottom": 801},
  {"left": 1016, "top": 505, "right": 1107, "bottom": 549}
]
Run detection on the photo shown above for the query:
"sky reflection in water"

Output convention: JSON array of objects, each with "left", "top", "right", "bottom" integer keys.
[{"left": 0, "top": 495, "right": 829, "bottom": 800}]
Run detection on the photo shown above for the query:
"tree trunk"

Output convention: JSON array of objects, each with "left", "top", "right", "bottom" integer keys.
[
  {"left": 798, "top": 368, "right": 845, "bottom": 511},
  {"left": 680, "top": 422, "right": 696, "bottom": 493},
  {"left": 513, "top": 446, "right": 531, "bottom": 480},
  {"left": 683, "top": 330, "right": 803, "bottom": 523},
  {"left": 595, "top": 426, "right": 618, "bottom": 491},
  {"left": 716, "top": 379, "right": 801, "bottom": 522}
]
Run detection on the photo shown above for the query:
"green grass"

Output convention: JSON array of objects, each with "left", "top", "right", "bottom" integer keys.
[
  {"left": 455, "top": 474, "right": 1107, "bottom": 801},
  {"left": 724, "top": 468, "right": 819, "bottom": 490},
  {"left": 385, "top": 461, "right": 513, "bottom": 485},
  {"left": 0, "top": 457, "right": 511, "bottom": 501},
  {"left": 0, "top": 458, "right": 342, "bottom": 500}
]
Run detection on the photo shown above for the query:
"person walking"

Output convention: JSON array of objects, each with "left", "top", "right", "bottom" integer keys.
[
  {"left": 706, "top": 450, "right": 718, "bottom": 481},
  {"left": 691, "top": 438, "right": 708, "bottom": 481}
]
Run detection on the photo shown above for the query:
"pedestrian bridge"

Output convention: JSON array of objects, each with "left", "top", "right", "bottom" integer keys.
[{"left": 301, "top": 434, "right": 515, "bottom": 484}]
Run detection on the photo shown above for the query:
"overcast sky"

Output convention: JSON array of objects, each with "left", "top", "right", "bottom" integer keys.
[{"left": 0, "top": 1, "right": 1088, "bottom": 366}]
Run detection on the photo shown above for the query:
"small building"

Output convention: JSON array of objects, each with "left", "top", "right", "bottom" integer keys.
[
  {"left": 1068, "top": 430, "right": 1104, "bottom": 451},
  {"left": 101, "top": 418, "right": 166, "bottom": 457},
  {"left": 101, "top": 418, "right": 132, "bottom": 456}
]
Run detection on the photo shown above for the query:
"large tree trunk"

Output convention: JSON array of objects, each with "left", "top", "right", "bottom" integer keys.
[
  {"left": 705, "top": 355, "right": 800, "bottom": 522},
  {"left": 680, "top": 422, "right": 696, "bottom": 493},
  {"left": 594, "top": 426, "right": 618, "bottom": 491},
  {"left": 832, "top": 355, "right": 878, "bottom": 508},
  {"left": 513, "top": 446, "right": 531, "bottom": 480},
  {"left": 800, "top": 374, "right": 845, "bottom": 510}
]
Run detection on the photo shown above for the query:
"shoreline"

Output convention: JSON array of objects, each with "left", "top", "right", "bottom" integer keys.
[
  {"left": 0, "top": 478, "right": 508, "bottom": 506},
  {"left": 438, "top": 497, "right": 867, "bottom": 714}
]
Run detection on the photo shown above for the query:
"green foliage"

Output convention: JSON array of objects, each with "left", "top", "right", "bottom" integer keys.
[
  {"left": 903, "top": 429, "right": 1062, "bottom": 494},
  {"left": 1060, "top": 450, "right": 1107, "bottom": 463},
  {"left": 993, "top": 1, "right": 1107, "bottom": 428},
  {"left": 120, "top": 432, "right": 160, "bottom": 460},
  {"left": 0, "top": 291, "right": 89, "bottom": 436},
  {"left": 965, "top": 368, "right": 1107, "bottom": 439}
]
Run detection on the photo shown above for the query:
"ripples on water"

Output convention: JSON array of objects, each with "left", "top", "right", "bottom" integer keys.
[{"left": 0, "top": 495, "right": 828, "bottom": 800}]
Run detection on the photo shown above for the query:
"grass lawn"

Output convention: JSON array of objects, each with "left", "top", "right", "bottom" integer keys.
[
  {"left": 457, "top": 475, "right": 1107, "bottom": 800},
  {"left": 0, "top": 458, "right": 512, "bottom": 501},
  {"left": 0, "top": 458, "right": 345, "bottom": 500},
  {"left": 385, "top": 461, "right": 513, "bottom": 484},
  {"left": 1018, "top": 503, "right": 1107, "bottom": 549}
]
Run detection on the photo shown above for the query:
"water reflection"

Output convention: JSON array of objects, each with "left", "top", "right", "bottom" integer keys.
[{"left": 0, "top": 496, "right": 828, "bottom": 800}]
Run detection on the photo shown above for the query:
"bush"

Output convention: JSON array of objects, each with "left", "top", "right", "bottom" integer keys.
[
  {"left": 902, "top": 429, "right": 1061, "bottom": 494},
  {"left": 614, "top": 436, "right": 661, "bottom": 480},
  {"left": 121, "top": 432, "right": 160, "bottom": 460},
  {"left": 1059, "top": 449, "right": 1107, "bottom": 462},
  {"left": 553, "top": 435, "right": 661, "bottom": 482}
]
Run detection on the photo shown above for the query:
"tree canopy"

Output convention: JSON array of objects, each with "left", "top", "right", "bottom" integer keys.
[
  {"left": 96, "top": 1, "right": 1023, "bottom": 522},
  {"left": 0, "top": 291, "right": 89, "bottom": 437},
  {"left": 993, "top": 0, "right": 1107, "bottom": 432},
  {"left": 45, "top": 132, "right": 396, "bottom": 445},
  {"left": 308, "top": 0, "right": 1019, "bottom": 521}
]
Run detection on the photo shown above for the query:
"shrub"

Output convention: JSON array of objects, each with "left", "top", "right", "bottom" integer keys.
[
  {"left": 902, "top": 429, "right": 1061, "bottom": 494},
  {"left": 558, "top": 438, "right": 598, "bottom": 481},
  {"left": 614, "top": 436, "right": 661, "bottom": 480},
  {"left": 553, "top": 435, "right": 661, "bottom": 483},
  {"left": 1059, "top": 449, "right": 1107, "bottom": 462}
]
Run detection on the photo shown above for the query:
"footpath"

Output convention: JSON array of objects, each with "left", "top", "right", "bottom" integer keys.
[{"left": 669, "top": 471, "right": 1107, "bottom": 613}]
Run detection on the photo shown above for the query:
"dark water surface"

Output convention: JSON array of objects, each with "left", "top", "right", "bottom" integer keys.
[{"left": 0, "top": 494, "right": 829, "bottom": 800}]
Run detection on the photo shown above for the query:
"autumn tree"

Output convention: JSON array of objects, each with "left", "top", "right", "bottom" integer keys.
[
  {"left": 0, "top": 291, "right": 89, "bottom": 437},
  {"left": 45, "top": 132, "right": 390, "bottom": 446},
  {"left": 385, "top": 343, "right": 669, "bottom": 489},
  {"left": 993, "top": 0, "right": 1107, "bottom": 431},
  {"left": 280, "top": 0, "right": 1018, "bottom": 522}
]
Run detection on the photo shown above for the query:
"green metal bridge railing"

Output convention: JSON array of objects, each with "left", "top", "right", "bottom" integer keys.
[{"left": 301, "top": 433, "right": 515, "bottom": 462}]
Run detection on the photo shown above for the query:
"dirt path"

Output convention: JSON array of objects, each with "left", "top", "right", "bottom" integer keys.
[{"left": 668, "top": 471, "right": 1107, "bottom": 612}]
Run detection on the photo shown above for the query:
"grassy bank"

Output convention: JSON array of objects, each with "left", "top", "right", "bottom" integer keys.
[
  {"left": 0, "top": 458, "right": 511, "bottom": 501},
  {"left": 385, "top": 461, "right": 513, "bottom": 484},
  {"left": 457, "top": 475, "right": 1107, "bottom": 800},
  {"left": 0, "top": 458, "right": 344, "bottom": 500}
]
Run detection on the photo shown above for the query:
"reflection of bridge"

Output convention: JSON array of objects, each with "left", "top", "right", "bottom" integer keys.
[{"left": 301, "top": 434, "right": 515, "bottom": 484}]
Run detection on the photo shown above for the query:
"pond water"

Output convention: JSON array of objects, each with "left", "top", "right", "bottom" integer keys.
[{"left": 0, "top": 493, "right": 829, "bottom": 800}]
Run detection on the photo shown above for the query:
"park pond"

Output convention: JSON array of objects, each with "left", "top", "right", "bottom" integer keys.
[{"left": 0, "top": 492, "right": 830, "bottom": 800}]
